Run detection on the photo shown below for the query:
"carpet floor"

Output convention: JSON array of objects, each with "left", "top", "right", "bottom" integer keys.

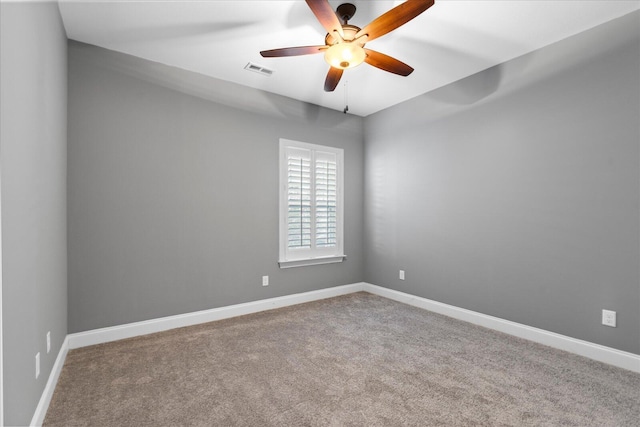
[{"left": 44, "top": 292, "right": 639, "bottom": 426}]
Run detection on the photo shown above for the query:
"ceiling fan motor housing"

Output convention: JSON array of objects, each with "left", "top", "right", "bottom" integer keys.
[{"left": 324, "top": 24, "right": 362, "bottom": 46}]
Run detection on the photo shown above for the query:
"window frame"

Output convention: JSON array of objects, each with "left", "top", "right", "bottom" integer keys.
[{"left": 278, "top": 138, "right": 345, "bottom": 268}]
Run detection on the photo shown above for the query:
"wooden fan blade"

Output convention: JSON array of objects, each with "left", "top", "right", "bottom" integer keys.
[
  {"left": 324, "top": 67, "right": 344, "bottom": 92},
  {"left": 364, "top": 49, "right": 414, "bottom": 76},
  {"left": 260, "top": 45, "right": 327, "bottom": 57},
  {"left": 355, "top": 0, "right": 434, "bottom": 43},
  {"left": 305, "top": 0, "right": 344, "bottom": 38}
]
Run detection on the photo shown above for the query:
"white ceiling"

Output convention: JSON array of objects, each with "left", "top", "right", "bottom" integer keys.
[{"left": 58, "top": 0, "right": 640, "bottom": 116}]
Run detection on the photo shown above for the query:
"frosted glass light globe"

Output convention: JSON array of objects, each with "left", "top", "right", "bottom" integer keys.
[{"left": 324, "top": 42, "right": 365, "bottom": 69}]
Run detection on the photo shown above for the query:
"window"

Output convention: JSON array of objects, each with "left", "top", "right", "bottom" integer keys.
[{"left": 279, "top": 139, "right": 345, "bottom": 268}]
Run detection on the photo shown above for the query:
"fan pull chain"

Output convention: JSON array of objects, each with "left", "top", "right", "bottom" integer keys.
[{"left": 343, "top": 81, "right": 349, "bottom": 114}]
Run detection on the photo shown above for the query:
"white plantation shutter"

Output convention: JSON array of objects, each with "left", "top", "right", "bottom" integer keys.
[{"left": 279, "top": 139, "right": 344, "bottom": 268}]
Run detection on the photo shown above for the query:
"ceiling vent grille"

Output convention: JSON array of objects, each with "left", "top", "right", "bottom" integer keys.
[{"left": 244, "top": 62, "right": 274, "bottom": 76}]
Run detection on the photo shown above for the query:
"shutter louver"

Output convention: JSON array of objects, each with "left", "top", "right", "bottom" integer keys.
[
  {"left": 315, "top": 155, "right": 337, "bottom": 248},
  {"left": 287, "top": 153, "right": 311, "bottom": 249}
]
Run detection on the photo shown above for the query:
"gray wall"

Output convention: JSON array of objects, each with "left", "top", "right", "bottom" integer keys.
[
  {"left": 0, "top": 2, "right": 68, "bottom": 425},
  {"left": 67, "top": 41, "right": 364, "bottom": 333},
  {"left": 364, "top": 11, "right": 640, "bottom": 354}
]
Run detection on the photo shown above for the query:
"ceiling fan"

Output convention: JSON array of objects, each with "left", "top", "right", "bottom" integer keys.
[{"left": 260, "top": 0, "right": 435, "bottom": 92}]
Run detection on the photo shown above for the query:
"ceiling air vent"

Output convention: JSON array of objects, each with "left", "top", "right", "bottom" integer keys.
[{"left": 244, "top": 62, "right": 274, "bottom": 76}]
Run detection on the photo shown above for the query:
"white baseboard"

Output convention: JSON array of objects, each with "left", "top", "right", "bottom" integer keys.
[
  {"left": 30, "top": 336, "right": 69, "bottom": 427},
  {"left": 362, "top": 283, "right": 640, "bottom": 373},
  {"left": 68, "top": 283, "right": 366, "bottom": 349},
  {"left": 66, "top": 281, "right": 640, "bottom": 372}
]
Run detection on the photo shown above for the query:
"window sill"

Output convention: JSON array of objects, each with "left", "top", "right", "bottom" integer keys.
[{"left": 278, "top": 255, "right": 346, "bottom": 269}]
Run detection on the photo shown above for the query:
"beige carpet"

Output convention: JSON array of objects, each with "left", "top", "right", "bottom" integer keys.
[{"left": 44, "top": 292, "right": 639, "bottom": 426}]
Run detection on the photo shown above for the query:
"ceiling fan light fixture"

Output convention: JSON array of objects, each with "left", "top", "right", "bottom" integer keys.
[{"left": 324, "top": 42, "right": 365, "bottom": 69}]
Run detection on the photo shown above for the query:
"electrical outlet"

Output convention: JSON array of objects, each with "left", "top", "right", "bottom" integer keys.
[
  {"left": 399, "top": 270, "right": 405, "bottom": 280},
  {"left": 35, "top": 353, "right": 40, "bottom": 379},
  {"left": 262, "top": 275, "right": 269, "bottom": 287},
  {"left": 602, "top": 309, "right": 616, "bottom": 327},
  {"left": 47, "top": 331, "right": 51, "bottom": 353}
]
